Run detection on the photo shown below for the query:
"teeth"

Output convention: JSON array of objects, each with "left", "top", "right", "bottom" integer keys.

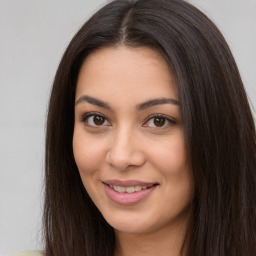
[
  {"left": 126, "top": 186, "right": 135, "bottom": 193},
  {"left": 134, "top": 186, "right": 142, "bottom": 192},
  {"left": 111, "top": 185, "right": 152, "bottom": 193},
  {"left": 113, "top": 185, "right": 126, "bottom": 193}
]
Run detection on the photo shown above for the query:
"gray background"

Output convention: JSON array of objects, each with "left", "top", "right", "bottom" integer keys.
[{"left": 0, "top": 0, "right": 255, "bottom": 255}]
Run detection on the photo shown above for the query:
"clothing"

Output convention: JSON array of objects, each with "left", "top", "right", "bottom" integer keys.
[{"left": 10, "top": 251, "right": 43, "bottom": 256}]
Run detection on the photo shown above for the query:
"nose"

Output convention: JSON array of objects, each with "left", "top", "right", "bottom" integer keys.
[{"left": 106, "top": 127, "right": 145, "bottom": 171}]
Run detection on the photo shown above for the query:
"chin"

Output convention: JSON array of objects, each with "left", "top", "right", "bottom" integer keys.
[
  {"left": 110, "top": 220, "right": 153, "bottom": 234},
  {"left": 102, "top": 210, "right": 168, "bottom": 235},
  {"left": 99, "top": 201, "right": 191, "bottom": 237},
  {"left": 101, "top": 210, "right": 150, "bottom": 234}
]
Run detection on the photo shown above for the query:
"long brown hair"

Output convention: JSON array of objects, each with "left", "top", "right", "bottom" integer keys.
[{"left": 44, "top": 0, "right": 256, "bottom": 255}]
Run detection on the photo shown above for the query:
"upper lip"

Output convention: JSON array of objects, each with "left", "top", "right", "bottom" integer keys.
[{"left": 103, "top": 179, "right": 159, "bottom": 187}]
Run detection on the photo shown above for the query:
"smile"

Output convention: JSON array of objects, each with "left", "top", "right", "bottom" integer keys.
[
  {"left": 103, "top": 180, "right": 158, "bottom": 205},
  {"left": 109, "top": 184, "right": 154, "bottom": 193}
]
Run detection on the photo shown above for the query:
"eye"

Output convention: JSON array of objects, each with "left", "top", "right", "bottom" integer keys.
[
  {"left": 82, "top": 113, "right": 111, "bottom": 127},
  {"left": 143, "top": 115, "right": 175, "bottom": 128}
]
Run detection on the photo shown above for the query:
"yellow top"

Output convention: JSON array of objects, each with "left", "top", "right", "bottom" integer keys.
[{"left": 10, "top": 251, "right": 43, "bottom": 256}]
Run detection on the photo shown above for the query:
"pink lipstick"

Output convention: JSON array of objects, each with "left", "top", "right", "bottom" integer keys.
[{"left": 103, "top": 180, "right": 158, "bottom": 205}]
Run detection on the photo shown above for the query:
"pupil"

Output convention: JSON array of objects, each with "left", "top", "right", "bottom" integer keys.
[
  {"left": 154, "top": 117, "right": 165, "bottom": 127},
  {"left": 93, "top": 115, "right": 104, "bottom": 125}
]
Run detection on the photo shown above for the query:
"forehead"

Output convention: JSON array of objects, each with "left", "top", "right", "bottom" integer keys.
[{"left": 75, "top": 46, "right": 178, "bottom": 101}]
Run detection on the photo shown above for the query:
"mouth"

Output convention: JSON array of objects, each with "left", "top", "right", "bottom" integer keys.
[
  {"left": 102, "top": 180, "right": 159, "bottom": 205},
  {"left": 104, "top": 183, "right": 157, "bottom": 193}
]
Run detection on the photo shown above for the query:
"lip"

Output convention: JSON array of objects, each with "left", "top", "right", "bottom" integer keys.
[
  {"left": 103, "top": 179, "right": 157, "bottom": 187},
  {"left": 103, "top": 180, "right": 158, "bottom": 205}
]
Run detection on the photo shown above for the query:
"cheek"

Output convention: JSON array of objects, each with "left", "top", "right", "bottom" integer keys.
[
  {"left": 72, "top": 129, "right": 107, "bottom": 204},
  {"left": 72, "top": 129, "right": 106, "bottom": 175},
  {"left": 151, "top": 136, "right": 194, "bottom": 219},
  {"left": 150, "top": 131, "right": 194, "bottom": 199},
  {"left": 150, "top": 133, "right": 188, "bottom": 175}
]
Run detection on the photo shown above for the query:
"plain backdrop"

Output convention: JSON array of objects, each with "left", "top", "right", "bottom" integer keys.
[{"left": 0, "top": 0, "right": 255, "bottom": 255}]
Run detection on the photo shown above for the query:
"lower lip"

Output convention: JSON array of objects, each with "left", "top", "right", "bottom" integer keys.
[{"left": 103, "top": 184, "right": 157, "bottom": 205}]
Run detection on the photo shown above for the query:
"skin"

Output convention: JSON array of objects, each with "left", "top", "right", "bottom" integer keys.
[{"left": 73, "top": 46, "right": 194, "bottom": 256}]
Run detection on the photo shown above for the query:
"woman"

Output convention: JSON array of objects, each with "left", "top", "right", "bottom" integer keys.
[{"left": 13, "top": 0, "right": 256, "bottom": 255}]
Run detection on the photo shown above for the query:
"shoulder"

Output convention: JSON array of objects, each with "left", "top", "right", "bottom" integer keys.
[{"left": 10, "top": 251, "right": 43, "bottom": 256}]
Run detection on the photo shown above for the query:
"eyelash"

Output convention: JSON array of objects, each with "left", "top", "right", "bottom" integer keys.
[
  {"left": 143, "top": 114, "right": 176, "bottom": 128},
  {"left": 80, "top": 112, "right": 176, "bottom": 128},
  {"left": 80, "top": 112, "right": 110, "bottom": 127}
]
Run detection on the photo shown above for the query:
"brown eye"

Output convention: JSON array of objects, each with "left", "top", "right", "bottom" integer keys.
[
  {"left": 153, "top": 117, "right": 166, "bottom": 127},
  {"left": 83, "top": 114, "right": 110, "bottom": 127},
  {"left": 143, "top": 115, "right": 175, "bottom": 128},
  {"left": 93, "top": 115, "right": 105, "bottom": 125}
]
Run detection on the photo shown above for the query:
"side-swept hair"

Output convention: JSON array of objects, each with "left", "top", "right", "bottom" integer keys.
[{"left": 44, "top": 0, "right": 256, "bottom": 255}]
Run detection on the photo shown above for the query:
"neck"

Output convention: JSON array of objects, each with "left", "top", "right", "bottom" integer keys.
[{"left": 114, "top": 214, "right": 189, "bottom": 256}]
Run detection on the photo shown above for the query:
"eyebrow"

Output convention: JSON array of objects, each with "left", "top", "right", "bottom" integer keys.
[
  {"left": 75, "top": 95, "right": 180, "bottom": 110},
  {"left": 76, "top": 95, "right": 112, "bottom": 110},
  {"left": 136, "top": 97, "right": 180, "bottom": 110}
]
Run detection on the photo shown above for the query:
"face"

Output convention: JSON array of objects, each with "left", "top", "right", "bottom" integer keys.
[{"left": 73, "top": 46, "right": 194, "bottom": 235}]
